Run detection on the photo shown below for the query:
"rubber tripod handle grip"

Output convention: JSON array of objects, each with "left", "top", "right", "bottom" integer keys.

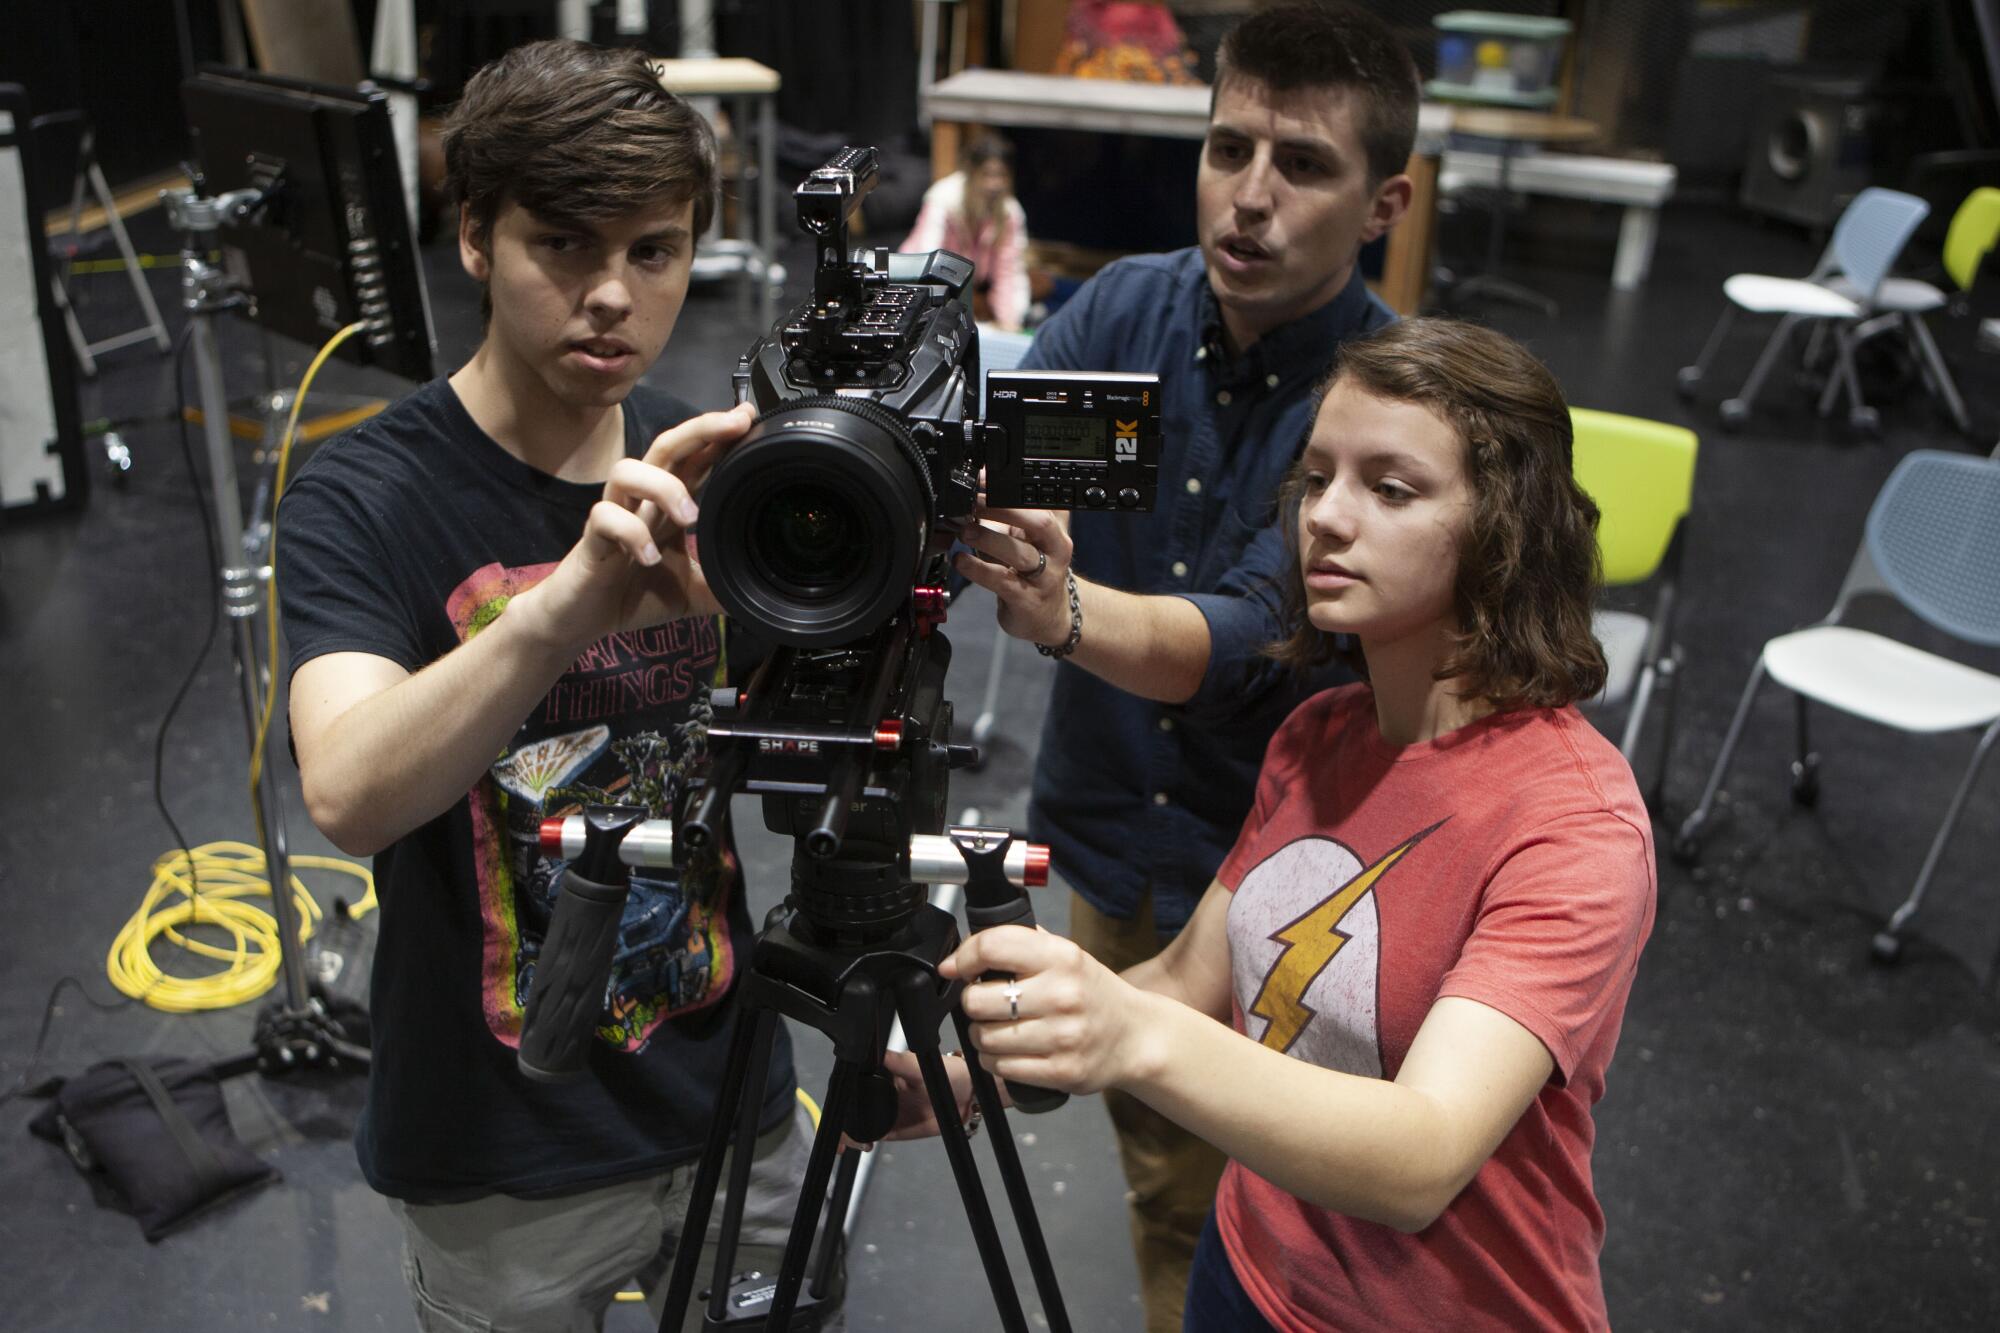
[
  {"left": 977, "top": 967, "right": 1069, "bottom": 1114},
  {"left": 517, "top": 870, "right": 631, "bottom": 1082}
]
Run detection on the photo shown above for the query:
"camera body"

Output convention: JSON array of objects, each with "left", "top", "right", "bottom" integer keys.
[{"left": 698, "top": 146, "right": 1161, "bottom": 648}]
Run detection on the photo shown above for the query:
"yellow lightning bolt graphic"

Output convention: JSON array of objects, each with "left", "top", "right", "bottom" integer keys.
[{"left": 1247, "top": 826, "right": 1440, "bottom": 1054}]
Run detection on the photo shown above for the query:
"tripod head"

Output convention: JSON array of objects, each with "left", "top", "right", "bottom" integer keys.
[{"left": 682, "top": 610, "right": 982, "bottom": 945}]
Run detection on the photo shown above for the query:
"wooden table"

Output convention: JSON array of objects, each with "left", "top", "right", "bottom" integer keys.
[{"left": 922, "top": 69, "right": 1453, "bottom": 315}]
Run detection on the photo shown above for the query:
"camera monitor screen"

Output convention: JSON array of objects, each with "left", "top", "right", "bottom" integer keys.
[
  {"left": 182, "top": 67, "right": 435, "bottom": 382},
  {"left": 1023, "top": 415, "right": 1106, "bottom": 461}
]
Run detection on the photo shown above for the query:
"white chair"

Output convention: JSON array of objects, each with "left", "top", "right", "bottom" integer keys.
[
  {"left": 1676, "top": 187, "right": 1930, "bottom": 435},
  {"left": 1673, "top": 450, "right": 2000, "bottom": 963},
  {"left": 1818, "top": 186, "right": 2000, "bottom": 438}
]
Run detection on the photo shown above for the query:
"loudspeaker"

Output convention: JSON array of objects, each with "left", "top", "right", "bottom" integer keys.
[
  {"left": 0, "top": 83, "right": 88, "bottom": 515},
  {"left": 1739, "top": 73, "right": 1880, "bottom": 228}
]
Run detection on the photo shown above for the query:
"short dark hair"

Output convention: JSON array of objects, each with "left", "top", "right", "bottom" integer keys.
[
  {"left": 443, "top": 39, "right": 717, "bottom": 246},
  {"left": 1268, "top": 318, "right": 1608, "bottom": 712},
  {"left": 1214, "top": 2, "right": 1421, "bottom": 185}
]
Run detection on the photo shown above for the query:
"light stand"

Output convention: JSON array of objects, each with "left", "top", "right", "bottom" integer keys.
[{"left": 165, "top": 183, "right": 368, "bottom": 1077}]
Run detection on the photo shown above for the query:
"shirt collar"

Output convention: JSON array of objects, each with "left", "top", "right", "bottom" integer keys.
[{"left": 1195, "top": 265, "right": 1375, "bottom": 385}]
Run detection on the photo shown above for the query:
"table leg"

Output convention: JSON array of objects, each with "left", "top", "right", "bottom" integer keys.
[
  {"left": 1377, "top": 151, "right": 1437, "bottom": 315},
  {"left": 1613, "top": 204, "right": 1657, "bottom": 291},
  {"left": 932, "top": 120, "right": 964, "bottom": 181}
]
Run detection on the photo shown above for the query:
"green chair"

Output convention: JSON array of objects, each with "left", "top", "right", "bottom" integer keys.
[
  {"left": 1943, "top": 186, "right": 2000, "bottom": 294},
  {"left": 1571, "top": 407, "right": 1699, "bottom": 802}
]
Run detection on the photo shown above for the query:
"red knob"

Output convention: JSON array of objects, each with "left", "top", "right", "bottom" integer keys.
[
  {"left": 1024, "top": 843, "right": 1051, "bottom": 888},
  {"left": 539, "top": 817, "right": 567, "bottom": 858},
  {"left": 874, "top": 719, "right": 904, "bottom": 750}
]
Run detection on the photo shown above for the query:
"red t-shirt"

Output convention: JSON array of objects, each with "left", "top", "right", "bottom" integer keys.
[{"left": 1214, "top": 685, "right": 1655, "bottom": 1332}]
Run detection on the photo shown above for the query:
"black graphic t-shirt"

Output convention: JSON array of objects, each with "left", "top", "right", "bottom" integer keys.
[{"left": 278, "top": 377, "right": 794, "bottom": 1202}]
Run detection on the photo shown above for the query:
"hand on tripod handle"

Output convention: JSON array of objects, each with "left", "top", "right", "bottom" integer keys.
[
  {"left": 864, "top": 1049, "right": 1006, "bottom": 1144},
  {"left": 941, "top": 925, "right": 1139, "bottom": 1101}
]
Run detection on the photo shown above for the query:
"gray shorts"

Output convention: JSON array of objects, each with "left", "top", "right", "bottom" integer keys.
[{"left": 389, "top": 1098, "right": 820, "bottom": 1333}]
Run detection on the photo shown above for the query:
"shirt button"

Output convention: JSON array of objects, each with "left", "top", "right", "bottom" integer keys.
[
  {"left": 1171, "top": 560, "right": 1189, "bottom": 578},
  {"left": 1194, "top": 345, "right": 1208, "bottom": 361},
  {"left": 1266, "top": 373, "right": 1281, "bottom": 388},
  {"left": 1185, "top": 477, "right": 1202, "bottom": 495},
  {"left": 1216, "top": 390, "right": 1232, "bottom": 406},
  {"left": 1152, "top": 792, "right": 1170, "bottom": 806},
  {"left": 1158, "top": 716, "right": 1175, "bottom": 732}
]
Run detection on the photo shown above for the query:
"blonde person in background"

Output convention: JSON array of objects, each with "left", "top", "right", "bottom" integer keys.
[{"left": 901, "top": 133, "right": 1033, "bottom": 331}]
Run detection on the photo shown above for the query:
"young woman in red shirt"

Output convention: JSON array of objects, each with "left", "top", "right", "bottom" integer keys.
[{"left": 901, "top": 317, "right": 1655, "bottom": 1332}]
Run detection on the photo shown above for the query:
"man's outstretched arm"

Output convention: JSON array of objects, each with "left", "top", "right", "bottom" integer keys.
[{"left": 954, "top": 507, "right": 1211, "bottom": 704}]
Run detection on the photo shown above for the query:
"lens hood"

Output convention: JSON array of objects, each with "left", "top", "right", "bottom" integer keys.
[{"left": 699, "top": 396, "right": 934, "bottom": 646}]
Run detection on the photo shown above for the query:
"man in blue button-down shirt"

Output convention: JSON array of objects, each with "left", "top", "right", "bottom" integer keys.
[{"left": 952, "top": 5, "right": 1420, "bottom": 1326}]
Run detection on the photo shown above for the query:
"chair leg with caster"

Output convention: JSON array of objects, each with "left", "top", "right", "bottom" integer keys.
[
  {"left": 1789, "top": 696, "right": 1820, "bottom": 808},
  {"left": 1679, "top": 305, "right": 1737, "bottom": 401},
  {"left": 1719, "top": 314, "right": 1803, "bottom": 432},
  {"left": 1674, "top": 658, "right": 1769, "bottom": 864},
  {"left": 1870, "top": 719, "right": 2000, "bottom": 965}
]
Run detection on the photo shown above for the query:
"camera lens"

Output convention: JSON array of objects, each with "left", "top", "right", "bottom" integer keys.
[
  {"left": 752, "top": 485, "right": 867, "bottom": 594},
  {"left": 699, "top": 397, "right": 934, "bottom": 646}
]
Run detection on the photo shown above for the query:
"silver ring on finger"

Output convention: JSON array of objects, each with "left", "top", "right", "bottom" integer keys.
[
  {"left": 1004, "top": 977, "right": 1022, "bottom": 1022},
  {"left": 1019, "top": 551, "right": 1048, "bottom": 581}
]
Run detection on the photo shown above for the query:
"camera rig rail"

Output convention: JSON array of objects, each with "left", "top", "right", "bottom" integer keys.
[{"left": 540, "top": 816, "right": 1049, "bottom": 890}]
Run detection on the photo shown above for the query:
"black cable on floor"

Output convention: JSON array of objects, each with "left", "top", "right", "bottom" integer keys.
[{"left": 0, "top": 977, "right": 135, "bottom": 1107}]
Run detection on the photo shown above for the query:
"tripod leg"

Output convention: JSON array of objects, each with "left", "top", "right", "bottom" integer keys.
[
  {"left": 951, "top": 1006, "right": 1073, "bottom": 1333},
  {"left": 808, "top": 1143, "right": 862, "bottom": 1300},
  {"left": 764, "top": 1061, "right": 861, "bottom": 1328},
  {"left": 704, "top": 1011, "right": 781, "bottom": 1328},
  {"left": 896, "top": 974, "right": 1032, "bottom": 1333},
  {"left": 659, "top": 1007, "right": 773, "bottom": 1333}
]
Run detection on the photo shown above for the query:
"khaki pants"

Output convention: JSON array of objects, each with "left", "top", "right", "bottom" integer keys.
[
  {"left": 389, "top": 1100, "right": 819, "bottom": 1333},
  {"left": 1069, "top": 888, "right": 1229, "bottom": 1333}
]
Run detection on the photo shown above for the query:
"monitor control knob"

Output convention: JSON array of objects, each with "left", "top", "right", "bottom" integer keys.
[
  {"left": 1083, "top": 485, "right": 1107, "bottom": 507},
  {"left": 1117, "top": 487, "right": 1141, "bottom": 508}
]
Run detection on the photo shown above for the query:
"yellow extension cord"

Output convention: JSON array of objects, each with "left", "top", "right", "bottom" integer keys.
[{"left": 109, "top": 320, "right": 380, "bottom": 1009}]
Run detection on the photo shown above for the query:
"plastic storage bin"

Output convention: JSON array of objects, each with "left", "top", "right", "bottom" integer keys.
[{"left": 1430, "top": 11, "right": 1572, "bottom": 108}]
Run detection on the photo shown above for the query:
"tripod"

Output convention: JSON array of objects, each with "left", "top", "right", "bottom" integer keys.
[
  {"left": 658, "top": 621, "right": 1070, "bottom": 1331},
  {"left": 658, "top": 889, "right": 1070, "bottom": 1333},
  {"left": 521, "top": 615, "right": 1077, "bottom": 1330}
]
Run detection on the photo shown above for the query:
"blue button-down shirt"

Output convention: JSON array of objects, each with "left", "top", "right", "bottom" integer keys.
[{"left": 1021, "top": 247, "right": 1393, "bottom": 934}]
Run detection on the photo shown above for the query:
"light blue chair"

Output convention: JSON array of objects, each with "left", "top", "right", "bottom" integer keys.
[
  {"left": 1674, "top": 450, "right": 2000, "bottom": 962},
  {"left": 1677, "top": 187, "right": 1932, "bottom": 435}
]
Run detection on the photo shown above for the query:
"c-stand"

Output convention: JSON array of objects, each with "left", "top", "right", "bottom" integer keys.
[{"left": 165, "top": 183, "right": 368, "bottom": 1078}]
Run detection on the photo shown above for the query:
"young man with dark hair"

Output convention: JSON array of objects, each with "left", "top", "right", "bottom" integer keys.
[
  {"left": 950, "top": 4, "right": 1419, "bottom": 1326},
  {"left": 277, "top": 40, "right": 811, "bottom": 1329}
]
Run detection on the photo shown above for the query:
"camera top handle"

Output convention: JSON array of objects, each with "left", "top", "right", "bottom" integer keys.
[{"left": 798, "top": 146, "right": 880, "bottom": 310}]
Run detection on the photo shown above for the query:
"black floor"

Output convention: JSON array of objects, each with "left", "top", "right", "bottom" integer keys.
[{"left": 3, "top": 197, "right": 1998, "bottom": 1332}]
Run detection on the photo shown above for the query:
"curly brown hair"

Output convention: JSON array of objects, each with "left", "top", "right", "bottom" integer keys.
[
  {"left": 443, "top": 39, "right": 717, "bottom": 248},
  {"left": 1268, "top": 318, "right": 1607, "bottom": 711}
]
